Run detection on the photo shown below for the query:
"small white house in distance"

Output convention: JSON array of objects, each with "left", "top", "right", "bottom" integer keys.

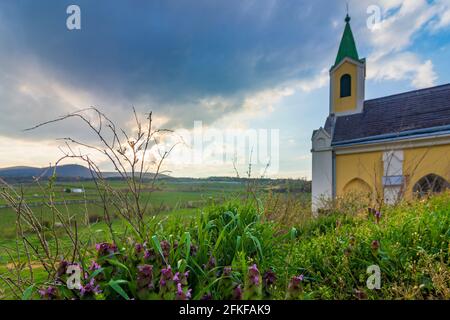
[{"left": 64, "top": 188, "right": 85, "bottom": 193}]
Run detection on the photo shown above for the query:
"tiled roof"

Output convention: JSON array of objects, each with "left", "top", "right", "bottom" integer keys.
[{"left": 332, "top": 83, "right": 450, "bottom": 144}]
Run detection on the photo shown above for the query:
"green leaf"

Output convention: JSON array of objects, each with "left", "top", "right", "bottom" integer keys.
[
  {"left": 177, "top": 259, "right": 187, "bottom": 273},
  {"left": 193, "top": 276, "right": 224, "bottom": 300},
  {"left": 248, "top": 233, "right": 263, "bottom": 261},
  {"left": 213, "top": 218, "right": 237, "bottom": 253},
  {"left": 88, "top": 267, "right": 104, "bottom": 280},
  {"left": 184, "top": 232, "right": 191, "bottom": 260},
  {"left": 235, "top": 235, "right": 242, "bottom": 254},
  {"left": 151, "top": 235, "right": 166, "bottom": 264},
  {"left": 22, "top": 284, "right": 35, "bottom": 300},
  {"left": 290, "top": 227, "right": 297, "bottom": 241},
  {"left": 106, "top": 259, "right": 132, "bottom": 278},
  {"left": 108, "top": 279, "right": 130, "bottom": 300}
]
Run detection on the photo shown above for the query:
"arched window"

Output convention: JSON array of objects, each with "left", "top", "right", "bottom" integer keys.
[
  {"left": 340, "top": 74, "right": 351, "bottom": 98},
  {"left": 343, "top": 178, "right": 373, "bottom": 206},
  {"left": 413, "top": 174, "right": 449, "bottom": 198},
  {"left": 343, "top": 178, "right": 372, "bottom": 196}
]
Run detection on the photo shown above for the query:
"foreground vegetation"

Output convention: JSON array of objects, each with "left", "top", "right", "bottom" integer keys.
[{"left": 1, "top": 189, "right": 449, "bottom": 300}]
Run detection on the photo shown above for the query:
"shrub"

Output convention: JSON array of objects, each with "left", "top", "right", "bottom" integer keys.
[
  {"left": 4, "top": 189, "right": 450, "bottom": 300},
  {"left": 25, "top": 201, "right": 287, "bottom": 300}
]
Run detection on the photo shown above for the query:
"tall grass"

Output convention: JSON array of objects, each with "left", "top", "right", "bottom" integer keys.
[
  {"left": 2, "top": 189, "right": 449, "bottom": 300},
  {"left": 284, "top": 193, "right": 450, "bottom": 299}
]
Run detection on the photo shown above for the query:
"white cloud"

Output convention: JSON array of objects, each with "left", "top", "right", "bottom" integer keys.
[
  {"left": 366, "top": 0, "right": 433, "bottom": 58},
  {"left": 412, "top": 59, "right": 438, "bottom": 88},
  {"left": 0, "top": 135, "right": 107, "bottom": 168},
  {"left": 362, "top": 0, "right": 450, "bottom": 88},
  {"left": 367, "top": 52, "right": 437, "bottom": 89}
]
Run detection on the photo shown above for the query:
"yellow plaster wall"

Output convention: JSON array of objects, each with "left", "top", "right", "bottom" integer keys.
[
  {"left": 335, "top": 143, "right": 450, "bottom": 201},
  {"left": 332, "top": 61, "right": 358, "bottom": 113},
  {"left": 403, "top": 144, "right": 450, "bottom": 199},
  {"left": 335, "top": 151, "right": 383, "bottom": 199}
]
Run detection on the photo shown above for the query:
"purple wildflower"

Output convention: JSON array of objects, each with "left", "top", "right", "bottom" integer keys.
[
  {"left": 294, "top": 274, "right": 304, "bottom": 282},
  {"left": 56, "top": 260, "right": 69, "bottom": 279},
  {"left": 95, "top": 242, "right": 118, "bottom": 257},
  {"left": 89, "top": 261, "right": 101, "bottom": 271},
  {"left": 190, "top": 244, "right": 198, "bottom": 256},
  {"left": 201, "top": 292, "right": 213, "bottom": 300},
  {"left": 135, "top": 243, "right": 144, "bottom": 254},
  {"left": 38, "top": 286, "right": 58, "bottom": 300},
  {"left": 243, "top": 264, "right": 262, "bottom": 299},
  {"left": 144, "top": 248, "right": 156, "bottom": 262},
  {"left": 206, "top": 256, "right": 216, "bottom": 270},
  {"left": 369, "top": 208, "right": 382, "bottom": 224},
  {"left": 175, "top": 282, "right": 192, "bottom": 300},
  {"left": 287, "top": 274, "right": 304, "bottom": 299},
  {"left": 375, "top": 210, "right": 382, "bottom": 224},
  {"left": 289, "top": 275, "right": 304, "bottom": 290},
  {"left": 248, "top": 264, "right": 259, "bottom": 273},
  {"left": 371, "top": 240, "right": 380, "bottom": 251},
  {"left": 263, "top": 269, "right": 277, "bottom": 288},
  {"left": 160, "top": 240, "right": 171, "bottom": 258},
  {"left": 232, "top": 284, "right": 242, "bottom": 300},
  {"left": 223, "top": 266, "right": 232, "bottom": 276},
  {"left": 161, "top": 266, "right": 173, "bottom": 279},
  {"left": 173, "top": 270, "right": 189, "bottom": 286},
  {"left": 137, "top": 264, "right": 154, "bottom": 291},
  {"left": 80, "top": 278, "right": 102, "bottom": 296},
  {"left": 159, "top": 265, "right": 174, "bottom": 290},
  {"left": 248, "top": 264, "right": 260, "bottom": 286}
]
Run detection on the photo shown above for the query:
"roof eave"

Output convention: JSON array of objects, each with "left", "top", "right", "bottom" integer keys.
[{"left": 332, "top": 125, "right": 450, "bottom": 147}]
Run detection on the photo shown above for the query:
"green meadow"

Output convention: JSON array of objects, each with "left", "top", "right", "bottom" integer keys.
[
  {"left": 0, "top": 179, "right": 247, "bottom": 238},
  {"left": 1, "top": 177, "right": 449, "bottom": 300}
]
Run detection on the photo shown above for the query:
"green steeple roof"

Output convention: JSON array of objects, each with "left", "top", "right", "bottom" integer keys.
[{"left": 334, "top": 15, "right": 360, "bottom": 67}]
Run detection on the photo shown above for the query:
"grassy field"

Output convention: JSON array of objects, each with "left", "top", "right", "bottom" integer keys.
[
  {"left": 1, "top": 188, "right": 448, "bottom": 300},
  {"left": 0, "top": 179, "right": 248, "bottom": 238},
  {"left": 0, "top": 178, "right": 252, "bottom": 298},
  {"left": 0, "top": 177, "right": 312, "bottom": 298}
]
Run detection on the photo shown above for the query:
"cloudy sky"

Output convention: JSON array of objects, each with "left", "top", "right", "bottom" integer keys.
[{"left": 1, "top": 0, "right": 450, "bottom": 178}]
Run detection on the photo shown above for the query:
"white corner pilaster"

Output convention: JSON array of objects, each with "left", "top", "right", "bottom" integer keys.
[{"left": 311, "top": 128, "right": 333, "bottom": 213}]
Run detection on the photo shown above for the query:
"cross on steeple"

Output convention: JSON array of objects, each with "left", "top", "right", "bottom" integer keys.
[{"left": 345, "top": 2, "right": 351, "bottom": 23}]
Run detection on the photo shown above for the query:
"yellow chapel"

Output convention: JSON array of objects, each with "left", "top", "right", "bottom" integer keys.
[{"left": 311, "top": 14, "right": 450, "bottom": 211}]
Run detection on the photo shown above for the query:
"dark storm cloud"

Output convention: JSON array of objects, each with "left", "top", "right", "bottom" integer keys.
[{"left": 0, "top": 0, "right": 355, "bottom": 139}]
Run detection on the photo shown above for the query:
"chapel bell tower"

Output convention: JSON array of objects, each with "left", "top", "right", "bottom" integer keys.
[{"left": 329, "top": 14, "right": 366, "bottom": 116}]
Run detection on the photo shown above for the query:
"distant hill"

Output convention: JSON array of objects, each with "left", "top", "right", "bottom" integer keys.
[
  {"left": 0, "top": 164, "right": 93, "bottom": 179},
  {"left": 0, "top": 164, "right": 166, "bottom": 181}
]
